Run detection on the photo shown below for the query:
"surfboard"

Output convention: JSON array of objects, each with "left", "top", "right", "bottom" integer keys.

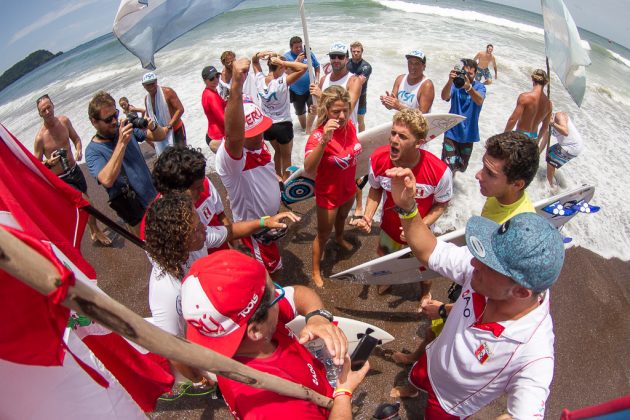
[
  {"left": 281, "top": 113, "right": 465, "bottom": 205},
  {"left": 331, "top": 184, "right": 596, "bottom": 286},
  {"left": 286, "top": 315, "right": 395, "bottom": 355}
]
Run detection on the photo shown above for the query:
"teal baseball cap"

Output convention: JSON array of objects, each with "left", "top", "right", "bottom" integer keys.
[{"left": 465, "top": 213, "right": 565, "bottom": 293}]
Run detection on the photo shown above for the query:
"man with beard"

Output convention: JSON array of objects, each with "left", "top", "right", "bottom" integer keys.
[
  {"left": 441, "top": 58, "right": 486, "bottom": 174},
  {"left": 86, "top": 91, "right": 157, "bottom": 235}
]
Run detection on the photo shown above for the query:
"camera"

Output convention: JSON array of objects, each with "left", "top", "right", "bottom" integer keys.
[
  {"left": 126, "top": 114, "right": 149, "bottom": 129},
  {"left": 453, "top": 64, "right": 468, "bottom": 89},
  {"left": 54, "top": 148, "right": 70, "bottom": 173}
]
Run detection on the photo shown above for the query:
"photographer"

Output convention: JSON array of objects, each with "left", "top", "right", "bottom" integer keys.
[
  {"left": 34, "top": 94, "right": 112, "bottom": 246},
  {"left": 440, "top": 58, "right": 486, "bottom": 174},
  {"left": 86, "top": 90, "right": 157, "bottom": 235}
]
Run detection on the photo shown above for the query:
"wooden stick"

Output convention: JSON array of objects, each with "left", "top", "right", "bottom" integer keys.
[
  {"left": 0, "top": 228, "right": 333, "bottom": 409},
  {"left": 83, "top": 205, "right": 145, "bottom": 249}
]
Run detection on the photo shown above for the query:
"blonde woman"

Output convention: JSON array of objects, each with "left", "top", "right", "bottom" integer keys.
[{"left": 304, "top": 85, "right": 362, "bottom": 287}]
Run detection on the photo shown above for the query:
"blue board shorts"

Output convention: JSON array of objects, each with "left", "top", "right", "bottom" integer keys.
[
  {"left": 547, "top": 144, "right": 576, "bottom": 168},
  {"left": 358, "top": 93, "right": 367, "bottom": 115},
  {"left": 476, "top": 67, "right": 492, "bottom": 81}
]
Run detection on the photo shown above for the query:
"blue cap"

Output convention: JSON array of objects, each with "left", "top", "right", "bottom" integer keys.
[{"left": 465, "top": 213, "right": 564, "bottom": 293}]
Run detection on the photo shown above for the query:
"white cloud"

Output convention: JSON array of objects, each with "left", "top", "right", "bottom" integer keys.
[{"left": 9, "top": 0, "right": 98, "bottom": 45}]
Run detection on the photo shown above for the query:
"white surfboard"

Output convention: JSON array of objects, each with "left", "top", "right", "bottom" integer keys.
[
  {"left": 286, "top": 315, "right": 395, "bottom": 355},
  {"left": 331, "top": 184, "right": 596, "bottom": 286},
  {"left": 281, "top": 113, "right": 465, "bottom": 205}
]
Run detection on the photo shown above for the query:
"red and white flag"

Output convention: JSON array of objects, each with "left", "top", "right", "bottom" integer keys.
[{"left": 0, "top": 123, "right": 173, "bottom": 412}]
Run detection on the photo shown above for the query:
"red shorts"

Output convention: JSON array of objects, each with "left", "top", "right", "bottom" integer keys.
[
  {"left": 409, "top": 353, "right": 460, "bottom": 419},
  {"left": 241, "top": 236, "right": 282, "bottom": 273}
]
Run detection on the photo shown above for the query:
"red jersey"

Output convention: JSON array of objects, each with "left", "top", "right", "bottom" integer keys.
[
  {"left": 368, "top": 145, "right": 452, "bottom": 243},
  {"left": 305, "top": 121, "right": 362, "bottom": 209},
  {"left": 218, "top": 295, "right": 333, "bottom": 419},
  {"left": 201, "top": 87, "right": 226, "bottom": 140}
]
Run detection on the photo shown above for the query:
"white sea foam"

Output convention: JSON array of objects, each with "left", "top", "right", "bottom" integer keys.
[
  {"left": 377, "top": 0, "right": 544, "bottom": 35},
  {"left": 607, "top": 49, "right": 630, "bottom": 69},
  {"left": 65, "top": 67, "right": 130, "bottom": 89}
]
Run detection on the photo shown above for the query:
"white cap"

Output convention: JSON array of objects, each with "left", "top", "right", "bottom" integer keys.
[
  {"left": 142, "top": 72, "right": 157, "bottom": 85},
  {"left": 405, "top": 49, "right": 426, "bottom": 62},
  {"left": 329, "top": 42, "right": 348, "bottom": 56}
]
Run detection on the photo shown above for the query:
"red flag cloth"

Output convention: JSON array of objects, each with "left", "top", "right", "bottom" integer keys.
[
  {"left": 0, "top": 124, "right": 173, "bottom": 412},
  {"left": 0, "top": 123, "right": 92, "bottom": 366},
  {"left": 561, "top": 394, "right": 630, "bottom": 419},
  {"left": 73, "top": 318, "right": 174, "bottom": 412}
]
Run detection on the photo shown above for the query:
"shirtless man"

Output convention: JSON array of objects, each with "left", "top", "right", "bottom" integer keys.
[
  {"left": 142, "top": 72, "right": 186, "bottom": 155},
  {"left": 34, "top": 94, "right": 112, "bottom": 246},
  {"left": 504, "top": 69, "right": 552, "bottom": 142},
  {"left": 474, "top": 44, "right": 498, "bottom": 85},
  {"left": 380, "top": 50, "right": 434, "bottom": 113},
  {"left": 310, "top": 42, "right": 364, "bottom": 127}
]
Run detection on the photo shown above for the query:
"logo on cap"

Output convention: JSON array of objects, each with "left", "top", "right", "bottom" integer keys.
[{"left": 469, "top": 235, "right": 486, "bottom": 258}]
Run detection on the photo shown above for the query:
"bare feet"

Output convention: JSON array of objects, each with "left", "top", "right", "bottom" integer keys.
[
  {"left": 390, "top": 385, "right": 419, "bottom": 398},
  {"left": 335, "top": 237, "right": 353, "bottom": 251},
  {"left": 312, "top": 272, "right": 325, "bottom": 288},
  {"left": 91, "top": 231, "right": 112, "bottom": 246},
  {"left": 377, "top": 284, "right": 392, "bottom": 295},
  {"left": 391, "top": 351, "right": 418, "bottom": 365}
]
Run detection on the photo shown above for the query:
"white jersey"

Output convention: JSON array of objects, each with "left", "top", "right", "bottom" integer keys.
[
  {"left": 421, "top": 240, "right": 555, "bottom": 418},
  {"left": 397, "top": 74, "right": 431, "bottom": 111},
  {"left": 255, "top": 72, "right": 292, "bottom": 123},
  {"left": 553, "top": 117, "right": 583, "bottom": 156},
  {"left": 218, "top": 72, "right": 260, "bottom": 106},
  {"left": 321, "top": 72, "right": 358, "bottom": 126},
  {"left": 215, "top": 141, "right": 280, "bottom": 222}
]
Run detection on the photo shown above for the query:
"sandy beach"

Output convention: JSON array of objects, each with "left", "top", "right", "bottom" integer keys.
[{"left": 78, "top": 145, "right": 630, "bottom": 419}]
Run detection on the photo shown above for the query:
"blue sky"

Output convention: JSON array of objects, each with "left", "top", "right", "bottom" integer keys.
[{"left": 0, "top": 0, "right": 120, "bottom": 73}]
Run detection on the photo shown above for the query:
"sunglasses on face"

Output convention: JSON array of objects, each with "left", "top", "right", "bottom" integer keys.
[
  {"left": 99, "top": 109, "right": 120, "bottom": 124},
  {"left": 269, "top": 282, "right": 285, "bottom": 307},
  {"left": 329, "top": 54, "right": 345, "bottom": 60},
  {"left": 206, "top": 75, "right": 218, "bottom": 82}
]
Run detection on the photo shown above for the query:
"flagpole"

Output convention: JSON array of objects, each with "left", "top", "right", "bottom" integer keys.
[
  {"left": 298, "top": 0, "right": 317, "bottom": 105},
  {"left": 0, "top": 227, "right": 334, "bottom": 409},
  {"left": 84, "top": 205, "right": 145, "bottom": 248}
]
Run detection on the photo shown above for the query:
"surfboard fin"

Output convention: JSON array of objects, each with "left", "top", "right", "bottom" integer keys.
[
  {"left": 542, "top": 200, "right": 578, "bottom": 217},
  {"left": 571, "top": 200, "right": 600, "bottom": 214}
]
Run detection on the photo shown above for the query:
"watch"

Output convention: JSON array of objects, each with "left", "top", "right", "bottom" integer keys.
[
  {"left": 304, "top": 309, "right": 333, "bottom": 323},
  {"left": 438, "top": 304, "right": 448, "bottom": 320}
]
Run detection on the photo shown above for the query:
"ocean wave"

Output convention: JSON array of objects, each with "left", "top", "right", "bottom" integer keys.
[
  {"left": 377, "top": 0, "right": 544, "bottom": 35},
  {"left": 607, "top": 49, "right": 630, "bottom": 69},
  {"left": 65, "top": 67, "right": 130, "bottom": 89}
]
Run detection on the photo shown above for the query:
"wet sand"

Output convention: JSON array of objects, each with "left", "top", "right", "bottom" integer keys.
[{"left": 78, "top": 145, "right": 630, "bottom": 419}]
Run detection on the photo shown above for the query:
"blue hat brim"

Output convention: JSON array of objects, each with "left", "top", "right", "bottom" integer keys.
[{"left": 465, "top": 216, "right": 511, "bottom": 278}]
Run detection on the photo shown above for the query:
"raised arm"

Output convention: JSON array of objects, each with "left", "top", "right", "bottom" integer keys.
[
  {"left": 223, "top": 58, "right": 251, "bottom": 158},
  {"left": 95, "top": 122, "right": 134, "bottom": 188},
  {"left": 251, "top": 51, "right": 264, "bottom": 74},
  {"left": 385, "top": 167, "right": 437, "bottom": 266},
  {"left": 441, "top": 71, "right": 455, "bottom": 101},
  {"left": 278, "top": 57, "right": 308, "bottom": 85}
]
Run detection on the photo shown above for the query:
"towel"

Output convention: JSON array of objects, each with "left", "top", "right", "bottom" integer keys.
[{"left": 145, "top": 85, "right": 173, "bottom": 155}]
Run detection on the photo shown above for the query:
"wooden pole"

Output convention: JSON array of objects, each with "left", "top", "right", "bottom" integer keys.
[
  {"left": 83, "top": 205, "right": 145, "bottom": 249},
  {"left": 0, "top": 227, "right": 333, "bottom": 409}
]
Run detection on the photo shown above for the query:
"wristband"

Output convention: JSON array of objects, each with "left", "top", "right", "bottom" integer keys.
[
  {"left": 44, "top": 160, "right": 51, "bottom": 168},
  {"left": 439, "top": 304, "right": 448, "bottom": 320},
  {"left": 260, "top": 216, "right": 270, "bottom": 228},
  {"left": 332, "top": 388, "right": 353, "bottom": 399},
  {"left": 465, "top": 85, "right": 472, "bottom": 93},
  {"left": 401, "top": 207, "right": 418, "bottom": 219}
]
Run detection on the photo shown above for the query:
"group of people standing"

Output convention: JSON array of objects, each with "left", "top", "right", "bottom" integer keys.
[{"left": 30, "top": 36, "right": 584, "bottom": 419}]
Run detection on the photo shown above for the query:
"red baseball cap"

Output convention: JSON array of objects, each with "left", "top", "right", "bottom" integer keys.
[
  {"left": 243, "top": 95, "right": 272, "bottom": 138},
  {"left": 181, "top": 250, "right": 267, "bottom": 357}
]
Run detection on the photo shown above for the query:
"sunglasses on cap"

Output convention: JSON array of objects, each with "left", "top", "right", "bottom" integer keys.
[
  {"left": 329, "top": 54, "right": 346, "bottom": 60},
  {"left": 99, "top": 109, "right": 120, "bottom": 124}
]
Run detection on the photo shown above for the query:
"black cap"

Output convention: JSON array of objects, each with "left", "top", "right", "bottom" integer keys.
[{"left": 201, "top": 66, "right": 218, "bottom": 80}]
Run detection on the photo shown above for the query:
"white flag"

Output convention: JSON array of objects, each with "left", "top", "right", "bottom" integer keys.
[
  {"left": 113, "top": 0, "right": 244, "bottom": 69},
  {"left": 541, "top": 0, "right": 591, "bottom": 106}
]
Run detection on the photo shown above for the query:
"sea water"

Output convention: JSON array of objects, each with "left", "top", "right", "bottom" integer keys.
[{"left": 1, "top": 0, "right": 629, "bottom": 260}]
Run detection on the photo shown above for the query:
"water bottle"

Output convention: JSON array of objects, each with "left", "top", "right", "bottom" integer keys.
[{"left": 303, "top": 338, "right": 342, "bottom": 387}]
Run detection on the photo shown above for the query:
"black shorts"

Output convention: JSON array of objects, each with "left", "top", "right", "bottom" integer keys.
[
  {"left": 289, "top": 90, "right": 312, "bottom": 116},
  {"left": 59, "top": 165, "right": 88, "bottom": 194},
  {"left": 264, "top": 121, "right": 294, "bottom": 145},
  {"left": 173, "top": 123, "right": 186, "bottom": 146}
]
